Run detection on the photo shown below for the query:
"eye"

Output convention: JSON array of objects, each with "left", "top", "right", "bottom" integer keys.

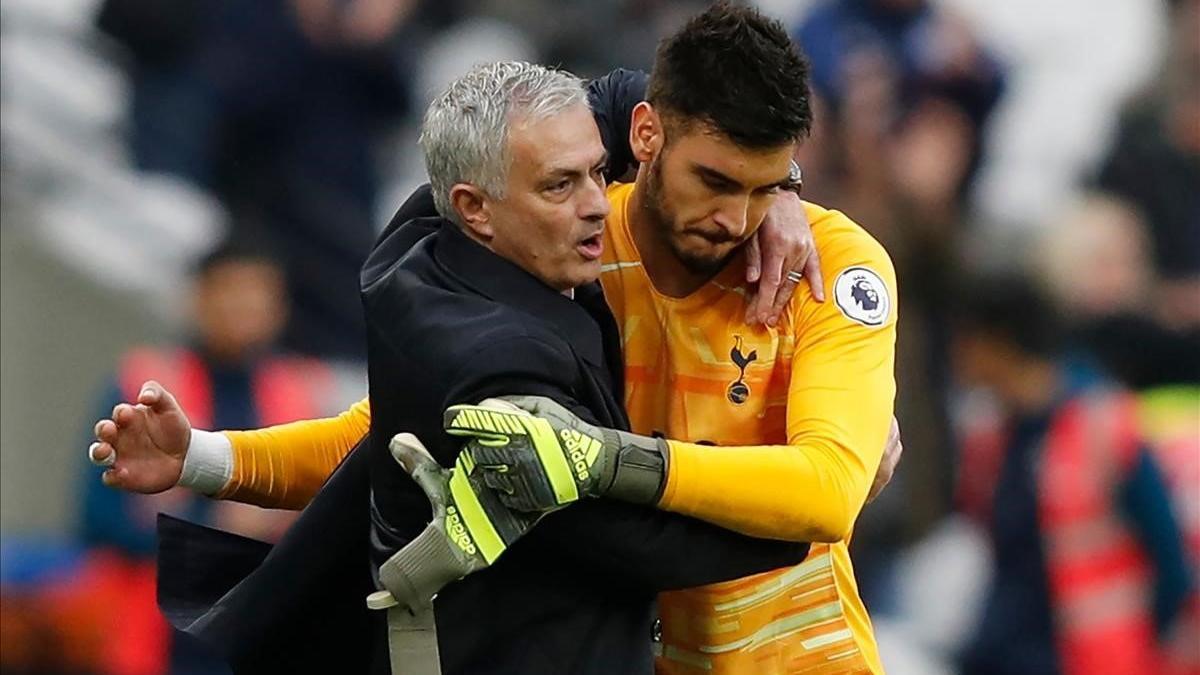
[{"left": 546, "top": 179, "right": 571, "bottom": 194}]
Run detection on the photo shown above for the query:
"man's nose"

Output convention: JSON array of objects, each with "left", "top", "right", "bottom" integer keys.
[
  {"left": 578, "top": 177, "right": 610, "bottom": 221},
  {"left": 711, "top": 195, "right": 750, "bottom": 239}
]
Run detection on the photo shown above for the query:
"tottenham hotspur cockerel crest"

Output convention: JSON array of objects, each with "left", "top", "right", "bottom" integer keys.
[{"left": 833, "top": 266, "right": 891, "bottom": 327}]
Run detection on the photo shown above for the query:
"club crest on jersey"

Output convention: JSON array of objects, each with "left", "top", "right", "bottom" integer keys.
[
  {"left": 834, "top": 266, "right": 890, "bottom": 327},
  {"left": 727, "top": 335, "right": 757, "bottom": 405}
]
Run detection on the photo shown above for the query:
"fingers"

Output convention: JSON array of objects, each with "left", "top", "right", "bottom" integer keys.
[
  {"left": 95, "top": 419, "right": 118, "bottom": 443},
  {"left": 391, "top": 433, "right": 452, "bottom": 507},
  {"left": 101, "top": 467, "right": 128, "bottom": 489},
  {"left": 137, "top": 381, "right": 160, "bottom": 406},
  {"left": 139, "top": 380, "right": 180, "bottom": 413},
  {"left": 803, "top": 248, "right": 826, "bottom": 302},
  {"left": 443, "top": 404, "right": 522, "bottom": 443},
  {"left": 480, "top": 469, "right": 515, "bottom": 496},
  {"left": 743, "top": 232, "right": 763, "bottom": 284},
  {"left": 389, "top": 432, "right": 437, "bottom": 474},
  {"left": 765, "top": 274, "right": 800, "bottom": 327},
  {"left": 746, "top": 248, "right": 786, "bottom": 325},
  {"left": 112, "top": 403, "right": 136, "bottom": 428},
  {"left": 89, "top": 442, "right": 115, "bottom": 467}
]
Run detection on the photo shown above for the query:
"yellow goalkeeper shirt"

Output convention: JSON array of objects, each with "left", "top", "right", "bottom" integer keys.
[
  {"left": 602, "top": 183, "right": 895, "bottom": 674},
  {"left": 218, "top": 182, "right": 897, "bottom": 673}
]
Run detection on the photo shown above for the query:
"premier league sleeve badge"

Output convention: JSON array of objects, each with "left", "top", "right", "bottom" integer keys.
[{"left": 833, "top": 266, "right": 891, "bottom": 327}]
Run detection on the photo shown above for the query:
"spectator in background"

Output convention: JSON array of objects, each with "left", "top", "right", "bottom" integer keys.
[
  {"left": 1036, "top": 194, "right": 1200, "bottom": 390},
  {"left": 790, "top": 0, "right": 1006, "bottom": 609},
  {"left": 96, "top": 0, "right": 415, "bottom": 358},
  {"left": 1094, "top": 0, "right": 1200, "bottom": 332},
  {"left": 78, "top": 240, "right": 348, "bottom": 673},
  {"left": 952, "top": 275, "right": 1192, "bottom": 675},
  {"left": 1036, "top": 193, "right": 1200, "bottom": 675}
]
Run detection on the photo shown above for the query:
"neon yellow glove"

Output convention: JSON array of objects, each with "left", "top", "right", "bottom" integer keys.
[{"left": 443, "top": 396, "right": 668, "bottom": 510}]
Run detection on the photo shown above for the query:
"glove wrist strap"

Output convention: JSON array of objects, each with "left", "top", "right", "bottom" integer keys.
[
  {"left": 602, "top": 430, "right": 668, "bottom": 505},
  {"left": 378, "top": 522, "right": 471, "bottom": 611}
]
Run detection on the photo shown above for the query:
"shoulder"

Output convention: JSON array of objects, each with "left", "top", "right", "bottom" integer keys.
[
  {"left": 797, "top": 202, "right": 898, "bottom": 330},
  {"left": 804, "top": 203, "right": 893, "bottom": 272},
  {"left": 449, "top": 325, "right": 577, "bottom": 382}
]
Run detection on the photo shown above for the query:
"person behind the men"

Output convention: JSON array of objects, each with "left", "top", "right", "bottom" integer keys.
[
  {"left": 81, "top": 239, "right": 348, "bottom": 672},
  {"left": 953, "top": 275, "right": 1191, "bottom": 675},
  {"left": 93, "top": 5, "right": 901, "bottom": 673}
]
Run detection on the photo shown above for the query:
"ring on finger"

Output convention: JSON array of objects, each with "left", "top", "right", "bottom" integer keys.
[{"left": 785, "top": 270, "right": 804, "bottom": 283}]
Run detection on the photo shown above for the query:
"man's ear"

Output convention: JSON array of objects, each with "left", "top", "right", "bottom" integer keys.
[
  {"left": 449, "top": 184, "right": 494, "bottom": 239},
  {"left": 629, "top": 102, "right": 665, "bottom": 163}
]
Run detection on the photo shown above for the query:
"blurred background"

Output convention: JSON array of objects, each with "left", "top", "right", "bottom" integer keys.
[{"left": 0, "top": 0, "right": 1196, "bottom": 673}]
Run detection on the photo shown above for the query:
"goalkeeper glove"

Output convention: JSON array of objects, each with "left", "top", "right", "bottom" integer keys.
[
  {"left": 442, "top": 396, "right": 668, "bottom": 511},
  {"left": 367, "top": 432, "right": 551, "bottom": 612}
]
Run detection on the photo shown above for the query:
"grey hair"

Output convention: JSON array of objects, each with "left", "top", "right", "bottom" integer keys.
[{"left": 419, "top": 61, "right": 590, "bottom": 224}]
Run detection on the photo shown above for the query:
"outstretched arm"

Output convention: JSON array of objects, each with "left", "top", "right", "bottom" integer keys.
[{"left": 91, "top": 382, "right": 371, "bottom": 510}]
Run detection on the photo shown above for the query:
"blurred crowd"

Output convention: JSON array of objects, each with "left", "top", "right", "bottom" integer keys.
[{"left": 1, "top": 0, "right": 1196, "bottom": 674}]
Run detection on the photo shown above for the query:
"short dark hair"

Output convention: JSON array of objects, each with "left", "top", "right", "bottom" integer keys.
[
  {"left": 194, "top": 236, "right": 281, "bottom": 279},
  {"left": 951, "top": 274, "right": 1065, "bottom": 358},
  {"left": 646, "top": 2, "right": 812, "bottom": 148}
]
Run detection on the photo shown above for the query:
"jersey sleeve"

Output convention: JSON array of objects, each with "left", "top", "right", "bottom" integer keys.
[
  {"left": 586, "top": 68, "right": 647, "bottom": 181},
  {"left": 660, "top": 209, "right": 898, "bottom": 542},
  {"left": 216, "top": 397, "right": 372, "bottom": 509}
]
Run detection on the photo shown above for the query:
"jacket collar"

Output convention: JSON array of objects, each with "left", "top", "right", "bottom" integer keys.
[{"left": 434, "top": 223, "right": 608, "bottom": 368}]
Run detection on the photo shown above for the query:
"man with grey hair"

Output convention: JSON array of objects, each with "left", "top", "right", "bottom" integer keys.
[{"left": 152, "top": 60, "right": 808, "bottom": 674}]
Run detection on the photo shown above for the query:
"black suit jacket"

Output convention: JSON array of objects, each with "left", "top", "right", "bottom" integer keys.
[{"left": 360, "top": 212, "right": 809, "bottom": 674}]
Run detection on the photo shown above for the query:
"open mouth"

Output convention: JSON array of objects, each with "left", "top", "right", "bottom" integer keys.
[{"left": 576, "top": 232, "right": 604, "bottom": 260}]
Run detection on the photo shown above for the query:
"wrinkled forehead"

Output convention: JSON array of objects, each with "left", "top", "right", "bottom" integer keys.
[{"left": 507, "top": 104, "right": 605, "bottom": 177}]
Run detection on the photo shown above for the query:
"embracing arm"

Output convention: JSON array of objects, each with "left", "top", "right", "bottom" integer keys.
[
  {"left": 445, "top": 336, "right": 809, "bottom": 591},
  {"left": 661, "top": 210, "right": 898, "bottom": 542}
]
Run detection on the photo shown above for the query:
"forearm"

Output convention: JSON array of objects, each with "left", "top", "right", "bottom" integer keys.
[
  {"left": 182, "top": 399, "right": 371, "bottom": 510},
  {"left": 662, "top": 432, "right": 880, "bottom": 543},
  {"left": 535, "top": 500, "right": 810, "bottom": 591}
]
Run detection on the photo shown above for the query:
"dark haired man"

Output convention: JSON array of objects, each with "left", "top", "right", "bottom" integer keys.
[
  {"left": 95, "top": 4, "right": 899, "bottom": 673},
  {"left": 496, "top": 6, "right": 897, "bottom": 671}
]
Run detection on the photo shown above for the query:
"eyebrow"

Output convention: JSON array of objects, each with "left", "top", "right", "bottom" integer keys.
[
  {"left": 693, "top": 163, "right": 790, "bottom": 191},
  {"left": 543, "top": 152, "right": 610, "bottom": 182}
]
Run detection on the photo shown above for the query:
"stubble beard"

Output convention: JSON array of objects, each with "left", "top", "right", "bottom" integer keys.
[{"left": 644, "top": 155, "right": 731, "bottom": 277}]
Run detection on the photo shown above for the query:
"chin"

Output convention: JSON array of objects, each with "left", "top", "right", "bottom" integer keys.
[
  {"left": 562, "top": 261, "right": 602, "bottom": 290},
  {"left": 677, "top": 249, "right": 732, "bottom": 276}
]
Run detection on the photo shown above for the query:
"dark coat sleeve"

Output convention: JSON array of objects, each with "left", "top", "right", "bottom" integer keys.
[
  {"left": 1119, "top": 448, "right": 1194, "bottom": 635},
  {"left": 442, "top": 335, "right": 809, "bottom": 593},
  {"left": 587, "top": 68, "right": 648, "bottom": 182}
]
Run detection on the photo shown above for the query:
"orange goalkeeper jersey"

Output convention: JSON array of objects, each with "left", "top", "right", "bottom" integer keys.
[{"left": 601, "top": 183, "right": 896, "bottom": 674}]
